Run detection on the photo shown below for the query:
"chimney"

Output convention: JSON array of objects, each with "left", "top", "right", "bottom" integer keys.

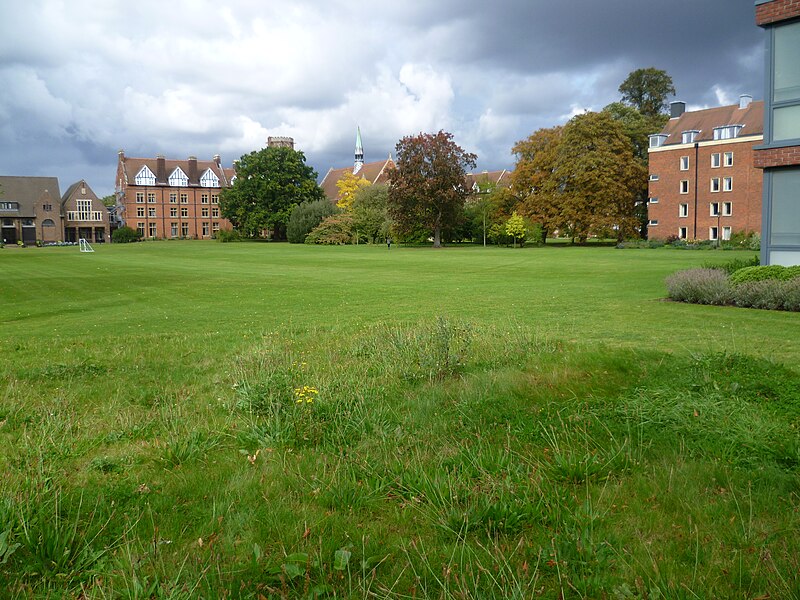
[
  {"left": 156, "top": 154, "right": 166, "bottom": 183},
  {"left": 213, "top": 154, "right": 221, "bottom": 167},
  {"left": 739, "top": 94, "right": 753, "bottom": 109},
  {"left": 670, "top": 101, "right": 686, "bottom": 119},
  {"left": 187, "top": 156, "right": 198, "bottom": 183},
  {"left": 118, "top": 149, "right": 125, "bottom": 160}
]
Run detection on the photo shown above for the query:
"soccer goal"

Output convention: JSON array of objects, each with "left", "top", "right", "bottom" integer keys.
[{"left": 79, "top": 238, "right": 94, "bottom": 253}]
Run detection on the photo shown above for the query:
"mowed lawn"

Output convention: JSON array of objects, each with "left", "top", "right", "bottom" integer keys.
[{"left": 1, "top": 242, "right": 799, "bottom": 599}]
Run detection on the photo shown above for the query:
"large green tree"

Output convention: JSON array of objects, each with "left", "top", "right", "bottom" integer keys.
[
  {"left": 388, "top": 131, "right": 477, "bottom": 248},
  {"left": 220, "top": 146, "right": 324, "bottom": 240},
  {"left": 352, "top": 183, "right": 390, "bottom": 244},
  {"left": 618, "top": 67, "right": 676, "bottom": 118}
]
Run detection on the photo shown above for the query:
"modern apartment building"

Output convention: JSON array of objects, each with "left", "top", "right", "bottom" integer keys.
[
  {"left": 754, "top": 0, "right": 800, "bottom": 265},
  {"left": 647, "top": 97, "right": 763, "bottom": 242},
  {"left": 116, "top": 152, "right": 234, "bottom": 239}
]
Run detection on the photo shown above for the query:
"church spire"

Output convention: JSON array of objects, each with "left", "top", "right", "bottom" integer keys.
[{"left": 354, "top": 126, "right": 364, "bottom": 174}]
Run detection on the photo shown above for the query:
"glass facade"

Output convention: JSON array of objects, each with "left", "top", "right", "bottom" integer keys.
[{"left": 770, "top": 168, "right": 800, "bottom": 246}]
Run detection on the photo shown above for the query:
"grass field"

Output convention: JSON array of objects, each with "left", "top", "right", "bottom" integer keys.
[{"left": 0, "top": 242, "right": 798, "bottom": 598}]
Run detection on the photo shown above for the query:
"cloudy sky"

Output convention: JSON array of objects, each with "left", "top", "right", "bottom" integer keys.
[{"left": 0, "top": 0, "right": 764, "bottom": 198}]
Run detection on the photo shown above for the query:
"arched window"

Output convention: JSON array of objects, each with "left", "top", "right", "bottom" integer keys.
[{"left": 42, "top": 219, "right": 56, "bottom": 227}]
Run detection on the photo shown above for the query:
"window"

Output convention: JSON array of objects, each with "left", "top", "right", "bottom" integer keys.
[
  {"left": 679, "top": 227, "right": 687, "bottom": 239},
  {"left": 713, "top": 125, "right": 743, "bottom": 140},
  {"left": 724, "top": 152, "right": 733, "bottom": 167},
  {"left": 148, "top": 193, "right": 156, "bottom": 203},
  {"left": 202, "top": 222, "right": 210, "bottom": 236},
  {"left": 43, "top": 203, "right": 52, "bottom": 211},
  {"left": 709, "top": 226, "right": 718, "bottom": 241},
  {"left": 170, "top": 193, "right": 178, "bottom": 204},
  {"left": 649, "top": 174, "right": 659, "bottom": 181},
  {"left": 649, "top": 134, "right": 668, "bottom": 148},
  {"left": 211, "top": 194, "right": 219, "bottom": 204},
  {"left": 649, "top": 197, "right": 659, "bottom": 204},
  {"left": 136, "top": 207, "right": 145, "bottom": 217},
  {"left": 772, "top": 20, "right": 800, "bottom": 141},
  {"left": 201, "top": 207, "right": 209, "bottom": 217},
  {"left": 201, "top": 194, "right": 209, "bottom": 204},
  {"left": 171, "top": 223, "right": 178, "bottom": 237},
  {"left": 181, "top": 207, "right": 188, "bottom": 217},
  {"left": 137, "top": 223, "right": 145, "bottom": 237},
  {"left": 212, "top": 207, "right": 219, "bottom": 217},
  {"left": 648, "top": 219, "right": 659, "bottom": 226},
  {"left": 682, "top": 131, "right": 699, "bottom": 144},
  {"left": 134, "top": 166, "right": 156, "bottom": 186},
  {"left": 680, "top": 156, "right": 689, "bottom": 170},
  {"left": 679, "top": 203, "right": 688, "bottom": 218},
  {"left": 710, "top": 203, "right": 720, "bottom": 217},
  {"left": 168, "top": 167, "right": 189, "bottom": 187},
  {"left": 200, "top": 169, "right": 220, "bottom": 188},
  {"left": 148, "top": 208, "right": 156, "bottom": 217},
  {"left": 42, "top": 219, "right": 55, "bottom": 227},
  {"left": 723, "top": 177, "right": 732, "bottom": 192},
  {"left": 722, "top": 226, "right": 731, "bottom": 241},
  {"left": 723, "top": 202, "right": 732, "bottom": 216},
  {"left": 710, "top": 178, "right": 720, "bottom": 192},
  {"left": 136, "top": 192, "right": 145, "bottom": 203},
  {"left": 149, "top": 223, "right": 157, "bottom": 238},
  {"left": 170, "top": 207, "right": 178, "bottom": 217},
  {"left": 680, "top": 180, "right": 689, "bottom": 194},
  {"left": 181, "top": 223, "right": 189, "bottom": 237},
  {"left": 180, "top": 193, "right": 188, "bottom": 204},
  {"left": 711, "top": 153, "right": 721, "bottom": 168},
  {"left": 0, "top": 202, "right": 19, "bottom": 210},
  {"left": 212, "top": 221, "right": 220, "bottom": 233},
  {"left": 769, "top": 168, "right": 800, "bottom": 245}
]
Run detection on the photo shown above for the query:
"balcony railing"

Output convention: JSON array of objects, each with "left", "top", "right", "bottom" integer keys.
[{"left": 67, "top": 211, "right": 104, "bottom": 222}]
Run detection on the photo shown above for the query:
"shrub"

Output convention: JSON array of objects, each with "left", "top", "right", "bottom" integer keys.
[
  {"left": 730, "top": 265, "right": 787, "bottom": 285},
  {"left": 664, "top": 268, "right": 732, "bottom": 305},
  {"left": 287, "top": 199, "right": 339, "bottom": 244},
  {"left": 784, "top": 265, "right": 800, "bottom": 280},
  {"left": 732, "top": 280, "right": 786, "bottom": 310},
  {"left": 306, "top": 213, "right": 355, "bottom": 245},
  {"left": 215, "top": 228, "right": 241, "bottom": 243},
  {"left": 702, "top": 255, "right": 759, "bottom": 276},
  {"left": 111, "top": 226, "right": 141, "bottom": 244},
  {"left": 782, "top": 278, "right": 800, "bottom": 311}
]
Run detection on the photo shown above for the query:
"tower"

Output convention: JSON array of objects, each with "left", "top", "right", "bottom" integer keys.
[{"left": 354, "top": 127, "right": 364, "bottom": 175}]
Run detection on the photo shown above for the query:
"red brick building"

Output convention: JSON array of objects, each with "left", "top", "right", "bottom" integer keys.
[
  {"left": 647, "top": 97, "right": 763, "bottom": 242},
  {"left": 116, "top": 152, "right": 234, "bottom": 239}
]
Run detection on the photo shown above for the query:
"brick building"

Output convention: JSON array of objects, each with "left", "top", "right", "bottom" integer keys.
[
  {"left": 62, "top": 179, "right": 110, "bottom": 243},
  {"left": 755, "top": 0, "right": 800, "bottom": 265},
  {"left": 116, "top": 152, "right": 235, "bottom": 239},
  {"left": 647, "top": 97, "right": 763, "bottom": 242}
]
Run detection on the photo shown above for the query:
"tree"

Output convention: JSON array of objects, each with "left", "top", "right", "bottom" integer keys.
[
  {"left": 554, "top": 111, "right": 647, "bottom": 242},
  {"left": 388, "top": 131, "right": 477, "bottom": 248},
  {"left": 335, "top": 171, "right": 371, "bottom": 210},
  {"left": 287, "top": 199, "right": 339, "bottom": 243},
  {"left": 618, "top": 67, "right": 676, "bottom": 118},
  {"left": 220, "top": 146, "right": 324, "bottom": 240},
  {"left": 505, "top": 211, "right": 526, "bottom": 248},
  {"left": 351, "top": 184, "right": 390, "bottom": 244},
  {"left": 101, "top": 194, "right": 116, "bottom": 208},
  {"left": 512, "top": 126, "right": 564, "bottom": 243}
]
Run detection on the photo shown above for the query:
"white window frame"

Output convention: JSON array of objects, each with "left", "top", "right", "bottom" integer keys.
[
  {"left": 134, "top": 166, "right": 156, "bottom": 186},
  {"left": 722, "top": 201, "right": 732, "bottom": 216},
  {"left": 723, "top": 177, "right": 733, "bottom": 192},
  {"left": 710, "top": 202, "right": 720, "bottom": 217},
  {"left": 711, "top": 153, "right": 721, "bottom": 168},
  {"left": 709, "top": 226, "right": 718, "bottom": 241},
  {"left": 710, "top": 178, "right": 720, "bottom": 193},
  {"left": 680, "top": 180, "right": 689, "bottom": 194},
  {"left": 168, "top": 167, "right": 189, "bottom": 187},
  {"left": 200, "top": 169, "right": 220, "bottom": 188},
  {"left": 679, "top": 203, "right": 688, "bottom": 218},
  {"left": 148, "top": 223, "right": 157, "bottom": 238},
  {"left": 680, "top": 156, "right": 689, "bottom": 171},
  {"left": 723, "top": 151, "right": 733, "bottom": 167},
  {"left": 648, "top": 219, "right": 659, "bottom": 226},
  {"left": 649, "top": 197, "right": 659, "bottom": 204},
  {"left": 679, "top": 227, "right": 687, "bottom": 239},
  {"left": 722, "top": 226, "right": 732, "bottom": 241},
  {"left": 649, "top": 174, "right": 659, "bottom": 181}
]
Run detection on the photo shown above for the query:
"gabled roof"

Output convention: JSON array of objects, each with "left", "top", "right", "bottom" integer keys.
[
  {"left": 117, "top": 154, "right": 231, "bottom": 188},
  {"left": 465, "top": 170, "right": 512, "bottom": 191},
  {"left": 0, "top": 175, "right": 61, "bottom": 217},
  {"left": 655, "top": 100, "right": 763, "bottom": 146},
  {"left": 320, "top": 157, "right": 395, "bottom": 201}
]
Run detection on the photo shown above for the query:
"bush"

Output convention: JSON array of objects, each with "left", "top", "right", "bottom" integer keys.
[
  {"left": 215, "top": 228, "right": 241, "bottom": 243},
  {"left": 702, "top": 255, "right": 760, "bottom": 275},
  {"left": 287, "top": 199, "right": 339, "bottom": 244},
  {"left": 730, "top": 265, "right": 788, "bottom": 285},
  {"left": 111, "top": 226, "right": 141, "bottom": 244},
  {"left": 664, "top": 268, "right": 732, "bottom": 305},
  {"left": 306, "top": 213, "right": 355, "bottom": 245}
]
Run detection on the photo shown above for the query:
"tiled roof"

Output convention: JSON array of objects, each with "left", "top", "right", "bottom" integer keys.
[
  {"left": 320, "top": 158, "right": 395, "bottom": 201},
  {"left": 0, "top": 175, "right": 61, "bottom": 217},
  {"left": 656, "top": 100, "right": 763, "bottom": 146},
  {"left": 465, "top": 170, "right": 512, "bottom": 190},
  {"left": 118, "top": 154, "right": 230, "bottom": 187}
]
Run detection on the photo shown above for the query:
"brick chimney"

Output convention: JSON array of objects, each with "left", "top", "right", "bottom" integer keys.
[
  {"left": 156, "top": 154, "right": 166, "bottom": 183},
  {"left": 670, "top": 101, "right": 686, "bottom": 119},
  {"left": 187, "top": 156, "right": 198, "bottom": 183}
]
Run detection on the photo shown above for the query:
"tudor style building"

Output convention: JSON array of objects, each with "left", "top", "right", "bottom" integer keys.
[
  {"left": 755, "top": 0, "right": 800, "bottom": 266},
  {"left": 116, "top": 152, "right": 234, "bottom": 239},
  {"left": 647, "top": 97, "right": 763, "bottom": 242}
]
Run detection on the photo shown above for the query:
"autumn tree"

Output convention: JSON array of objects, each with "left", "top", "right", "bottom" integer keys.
[
  {"left": 388, "top": 131, "right": 477, "bottom": 248},
  {"left": 554, "top": 111, "right": 647, "bottom": 242},
  {"left": 505, "top": 211, "right": 526, "bottom": 248},
  {"left": 336, "top": 171, "right": 371, "bottom": 210},
  {"left": 618, "top": 67, "right": 676, "bottom": 118},
  {"left": 220, "top": 146, "right": 324, "bottom": 240},
  {"left": 512, "top": 126, "right": 564, "bottom": 244}
]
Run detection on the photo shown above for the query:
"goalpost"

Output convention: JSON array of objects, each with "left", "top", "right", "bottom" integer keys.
[{"left": 79, "top": 238, "right": 94, "bottom": 253}]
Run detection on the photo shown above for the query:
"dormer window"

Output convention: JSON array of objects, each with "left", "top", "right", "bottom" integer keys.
[
  {"left": 713, "top": 125, "right": 743, "bottom": 140},
  {"left": 134, "top": 166, "right": 156, "bottom": 186},
  {"left": 200, "top": 169, "right": 220, "bottom": 188},
  {"left": 681, "top": 130, "right": 700, "bottom": 144},
  {"left": 168, "top": 167, "right": 189, "bottom": 187},
  {"left": 649, "top": 134, "right": 668, "bottom": 148}
]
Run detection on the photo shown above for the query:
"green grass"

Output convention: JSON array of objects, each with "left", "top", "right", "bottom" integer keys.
[{"left": 0, "top": 241, "right": 798, "bottom": 598}]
